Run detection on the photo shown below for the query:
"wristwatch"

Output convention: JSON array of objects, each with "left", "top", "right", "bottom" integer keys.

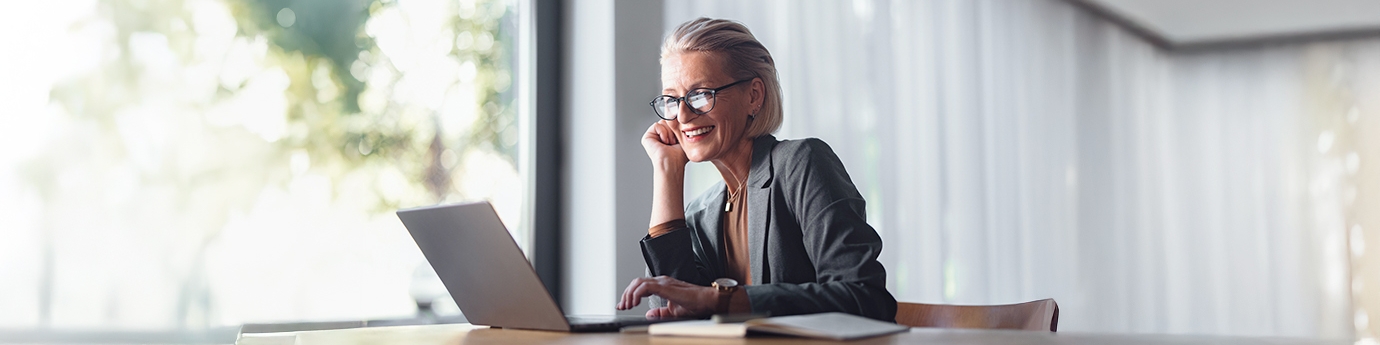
[{"left": 711, "top": 278, "right": 739, "bottom": 313}]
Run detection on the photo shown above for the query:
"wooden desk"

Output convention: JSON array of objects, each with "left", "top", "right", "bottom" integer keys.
[{"left": 236, "top": 323, "right": 1348, "bottom": 345}]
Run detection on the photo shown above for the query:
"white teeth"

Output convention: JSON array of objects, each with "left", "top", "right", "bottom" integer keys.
[{"left": 685, "top": 126, "right": 713, "bottom": 137}]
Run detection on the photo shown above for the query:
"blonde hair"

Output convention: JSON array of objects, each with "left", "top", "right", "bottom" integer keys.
[{"left": 662, "top": 18, "right": 782, "bottom": 138}]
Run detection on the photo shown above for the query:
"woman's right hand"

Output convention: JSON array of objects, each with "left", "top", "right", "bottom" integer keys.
[
  {"left": 642, "top": 120, "right": 689, "bottom": 172},
  {"left": 644, "top": 120, "right": 688, "bottom": 229},
  {"left": 617, "top": 275, "right": 717, "bottom": 318}
]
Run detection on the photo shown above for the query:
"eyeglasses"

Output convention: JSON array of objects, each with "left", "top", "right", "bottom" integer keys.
[{"left": 649, "top": 78, "right": 752, "bottom": 121}]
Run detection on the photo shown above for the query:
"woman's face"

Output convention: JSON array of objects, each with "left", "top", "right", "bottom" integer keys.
[{"left": 660, "top": 52, "right": 761, "bottom": 163}]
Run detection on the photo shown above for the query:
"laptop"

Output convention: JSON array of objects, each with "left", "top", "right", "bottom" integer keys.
[{"left": 396, "top": 201, "right": 678, "bottom": 332}]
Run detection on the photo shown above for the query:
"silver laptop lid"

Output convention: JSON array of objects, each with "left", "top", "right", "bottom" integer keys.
[{"left": 397, "top": 201, "right": 570, "bottom": 331}]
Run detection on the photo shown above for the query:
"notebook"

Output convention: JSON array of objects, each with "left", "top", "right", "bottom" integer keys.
[{"left": 648, "top": 312, "right": 910, "bottom": 340}]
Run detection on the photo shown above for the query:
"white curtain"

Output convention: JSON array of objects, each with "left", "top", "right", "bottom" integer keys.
[{"left": 667, "top": 0, "right": 1377, "bottom": 337}]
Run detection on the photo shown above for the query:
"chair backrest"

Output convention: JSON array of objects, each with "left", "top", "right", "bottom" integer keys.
[{"left": 895, "top": 298, "right": 1059, "bottom": 332}]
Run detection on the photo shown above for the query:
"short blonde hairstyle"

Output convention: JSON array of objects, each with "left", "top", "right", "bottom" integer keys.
[{"left": 662, "top": 18, "right": 782, "bottom": 138}]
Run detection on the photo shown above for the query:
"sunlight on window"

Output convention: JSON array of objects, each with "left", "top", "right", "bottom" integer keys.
[{"left": 0, "top": 0, "right": 523, "bottom": 330}]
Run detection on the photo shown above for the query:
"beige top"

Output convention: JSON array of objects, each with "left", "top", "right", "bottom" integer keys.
[{"left": 721, "top": 184, "right": 751, "bottom": 285}]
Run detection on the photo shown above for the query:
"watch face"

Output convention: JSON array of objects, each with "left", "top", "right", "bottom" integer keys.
[{"left": 713, "top": 278, "right": 739, "bottom": 288}]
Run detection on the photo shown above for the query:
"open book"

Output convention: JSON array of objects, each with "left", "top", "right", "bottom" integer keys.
[{"left": 647, "top": 312, "right": 909, "bottom": 340}]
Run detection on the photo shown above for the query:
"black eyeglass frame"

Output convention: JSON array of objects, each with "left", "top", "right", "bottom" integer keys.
[{"left": 649, "top": 78, "right": 754, "bottom": 121}]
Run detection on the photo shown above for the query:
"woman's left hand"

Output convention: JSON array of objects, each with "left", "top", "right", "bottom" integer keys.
[{"left": 616, "top": 276, "right": 717, "bottom": 318}]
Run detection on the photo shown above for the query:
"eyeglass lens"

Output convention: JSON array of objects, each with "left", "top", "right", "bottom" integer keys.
[{"left": 653, "top": 91, "right": 714, "bottom": 120}]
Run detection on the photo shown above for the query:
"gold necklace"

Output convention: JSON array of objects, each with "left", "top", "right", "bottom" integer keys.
[{"left": 725, "top": 179, "right": 747, "bottom": 212}]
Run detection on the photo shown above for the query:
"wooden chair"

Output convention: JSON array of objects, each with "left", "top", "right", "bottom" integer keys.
[{"left": 895, "top": 298, "right": 1059, "bottom": 332}]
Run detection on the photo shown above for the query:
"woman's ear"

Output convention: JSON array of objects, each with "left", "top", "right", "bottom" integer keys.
[{"left": 750, "top": 77, "right": 765, "bottom": 111}]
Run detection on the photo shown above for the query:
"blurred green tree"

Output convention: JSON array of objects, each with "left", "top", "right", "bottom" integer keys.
[
  {"left": 28, "top": 0, "right": 518, "bottom": 327},
  {"left": 229, "top": 0, "right": 518, "bottom": 204}
]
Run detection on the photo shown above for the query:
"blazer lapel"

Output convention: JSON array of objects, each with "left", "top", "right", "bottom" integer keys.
[
  {"left": 746, "top": 135, "right": 778, "bottom": 285},
  {"left": 704, "top": 184, "right": 727, "bottom": 276}
]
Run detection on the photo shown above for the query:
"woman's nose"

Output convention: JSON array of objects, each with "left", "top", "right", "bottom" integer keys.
[{"left": 675, "top": 101, "right": 697, "bottom": 123}]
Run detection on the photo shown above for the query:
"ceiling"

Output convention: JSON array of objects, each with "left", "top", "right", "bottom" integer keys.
[{"left": 1070, "top": 0, "right": 1380, "bottom": 50}]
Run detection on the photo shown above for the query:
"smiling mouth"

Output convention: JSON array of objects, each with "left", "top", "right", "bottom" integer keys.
[{"left": 684, "top": 126, "right": 715, "bottom": 137}]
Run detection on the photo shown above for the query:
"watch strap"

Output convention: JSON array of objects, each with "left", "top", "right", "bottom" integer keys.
[{"left": 716, "top": 286, "right": 735, "bottom": 313}]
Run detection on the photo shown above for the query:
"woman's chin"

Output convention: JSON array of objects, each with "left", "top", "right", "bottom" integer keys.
[
  {"left": 683, "top": 147, "right": 711, "bottom": 163},
  {"left": 683, "top": 137, "right": 719, "bottom": 162},
  {"left": 685, "top": 153, "right": 709, "bottom": 163}
]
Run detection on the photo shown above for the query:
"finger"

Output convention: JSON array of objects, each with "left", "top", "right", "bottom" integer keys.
[
  {"left": 670, "top": 303, "right": 696, "bottom": 318},
  {"left": 621, "top": 280, "right": 657, "bottom": 310},
  {"left": 652, "top": 300, "right": 678, "bottom": 319},
  {"left": 666, "top": 122, "right": 682, "bottom": 144},
  {"left": 620, "top": 278, "right": 651, "bottom": 310},
  {"left": 663, "top": 120, "right": 681, "bottom": 134},
  {"left": 659, "top": 123, "right": 677, "bottom": 145},
  {"left": 619, "top": 278, "right": 643, "bottom": 309},
  {"left": 628, "top": 281, "right": 663, "bottom": 308},
  {"left": 646, "top": 307, "right": 667, "bottom": 319},
  {"left": 645, "top": 123, "right": 669, "bottom": 143},
  {"left": 656, "top": 122, "right": 678, "bottom": 145},
  {"left": 619, "top": 282, "right": 635, "bottom": 310},
  {"left": 643, "top": 126, "right": 664, "bottom": 145}
]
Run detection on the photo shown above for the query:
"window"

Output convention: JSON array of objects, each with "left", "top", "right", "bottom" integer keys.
[{"left": 0, "top": 0, "right": 529, "bottom": 334}]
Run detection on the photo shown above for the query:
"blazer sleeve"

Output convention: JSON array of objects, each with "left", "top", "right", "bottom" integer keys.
[
  {"left": 639, "top": 208, "right": 717, "bottom": 287},
  {"left": 743, "top": 138, "right": 897, "bottom": 322}
]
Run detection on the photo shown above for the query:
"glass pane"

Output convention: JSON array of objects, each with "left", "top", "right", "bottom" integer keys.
[{"left": 0, "top": 0, "right": 528, "bottom": 332}]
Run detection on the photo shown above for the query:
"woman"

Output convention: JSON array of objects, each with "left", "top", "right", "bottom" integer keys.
[{"left": 615, "top": 18, "right": 896, "bottom": 322}]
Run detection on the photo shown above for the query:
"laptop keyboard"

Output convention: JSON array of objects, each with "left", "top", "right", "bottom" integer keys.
[{"left": 566, "top": 316, "right": 674, "bottom": 332}]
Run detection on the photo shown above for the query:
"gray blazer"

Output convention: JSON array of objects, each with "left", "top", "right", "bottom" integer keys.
[{"left": 640, "top": 135, "right": 897, "bottom": 321}]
